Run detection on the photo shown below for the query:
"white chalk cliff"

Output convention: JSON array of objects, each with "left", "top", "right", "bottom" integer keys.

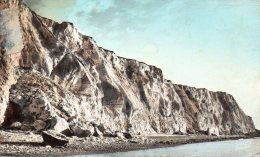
[{"left": 0, "top": 0, "right": 256, "bottom": 136}]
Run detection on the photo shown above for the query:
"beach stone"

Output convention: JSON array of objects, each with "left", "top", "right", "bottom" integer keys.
[
  {"left": 10, "top": 122, "right": 21, "bottom": 129},
  {"left": 61, "top": 128, "right": 73, "bottom": 137},
  {"left": 42, "top": 130, "right": 69, "bottom": 146},
  {"left": 123, "top": 132, "right": 133, "bottom": 139},
  {"left": 71, "top": 125, "right": 93, "bottom": 137},
  {"left": 115, "top": 131, "right": 125, "bottom": 139},
  {"left": 90, "top": 136, "right": 97, "bottom": 142},
  {"left": 93, "top": 126, "right": 103, "bottom": 137},
  {"left": 33, "top": 120, "right": 46, "bottom": 131},
  {"left": 96, "top": 125, "right": 111, "bottom": 137},
  {"left": 97, "top": 124, "right": 105, "bottom": 133},
  {"left": 52, "top": 117, "right": 70, "bottom": 133}
]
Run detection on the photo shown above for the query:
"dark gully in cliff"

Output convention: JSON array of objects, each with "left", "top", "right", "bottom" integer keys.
[{"left": 0, "top": 0, "right": 258, "bottom": 152}]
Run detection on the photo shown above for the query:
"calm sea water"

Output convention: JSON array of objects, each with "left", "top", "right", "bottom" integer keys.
[{"left": 75, "top": 137, "right": 260, "bottom": 157}]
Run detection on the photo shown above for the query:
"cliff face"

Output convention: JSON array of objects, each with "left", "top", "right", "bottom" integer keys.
[{"left": 0, "top": 0, "right": 256, "bottom": 136}]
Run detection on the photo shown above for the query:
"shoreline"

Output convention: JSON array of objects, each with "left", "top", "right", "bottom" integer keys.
[
  {"left": 78, "top": 135, "right": 256, "bottom": 155},
  {"left": 0, "top": 130, "right": 258, "bottom": 156}
]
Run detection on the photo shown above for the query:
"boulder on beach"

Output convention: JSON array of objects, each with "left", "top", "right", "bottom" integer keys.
[
  {"left": 123, "top": 132, "right": 133, "bottom": 139},
  {"left": 93, "top": 126, "right": 103, "bottom": 137},
  {"left": 42, "top": 130, "right": 69, "bottom": 146},
  {"left": 114, "top": 131, "right": 133, "bottom": 139},
  {"left": 70, "top": 125, "right": 94, "bottom": 138}
]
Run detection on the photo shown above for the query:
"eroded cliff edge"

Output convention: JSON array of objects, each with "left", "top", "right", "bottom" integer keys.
[{"left": 0, "top": 0, "right": 256, "bottom": 137}]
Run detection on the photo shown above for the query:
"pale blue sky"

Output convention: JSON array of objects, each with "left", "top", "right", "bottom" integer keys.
[{"left": 24, "top": 0, "right": 260, "bottom": 129}]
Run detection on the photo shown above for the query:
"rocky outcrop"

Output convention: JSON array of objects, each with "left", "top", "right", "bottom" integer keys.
[{"left": 0, "top": 0, "right": 256, "bottom": 136}]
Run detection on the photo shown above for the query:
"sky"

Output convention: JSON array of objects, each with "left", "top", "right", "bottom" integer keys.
[{"left": 24, "top": 0, "right": 260, "bottom": 129}]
